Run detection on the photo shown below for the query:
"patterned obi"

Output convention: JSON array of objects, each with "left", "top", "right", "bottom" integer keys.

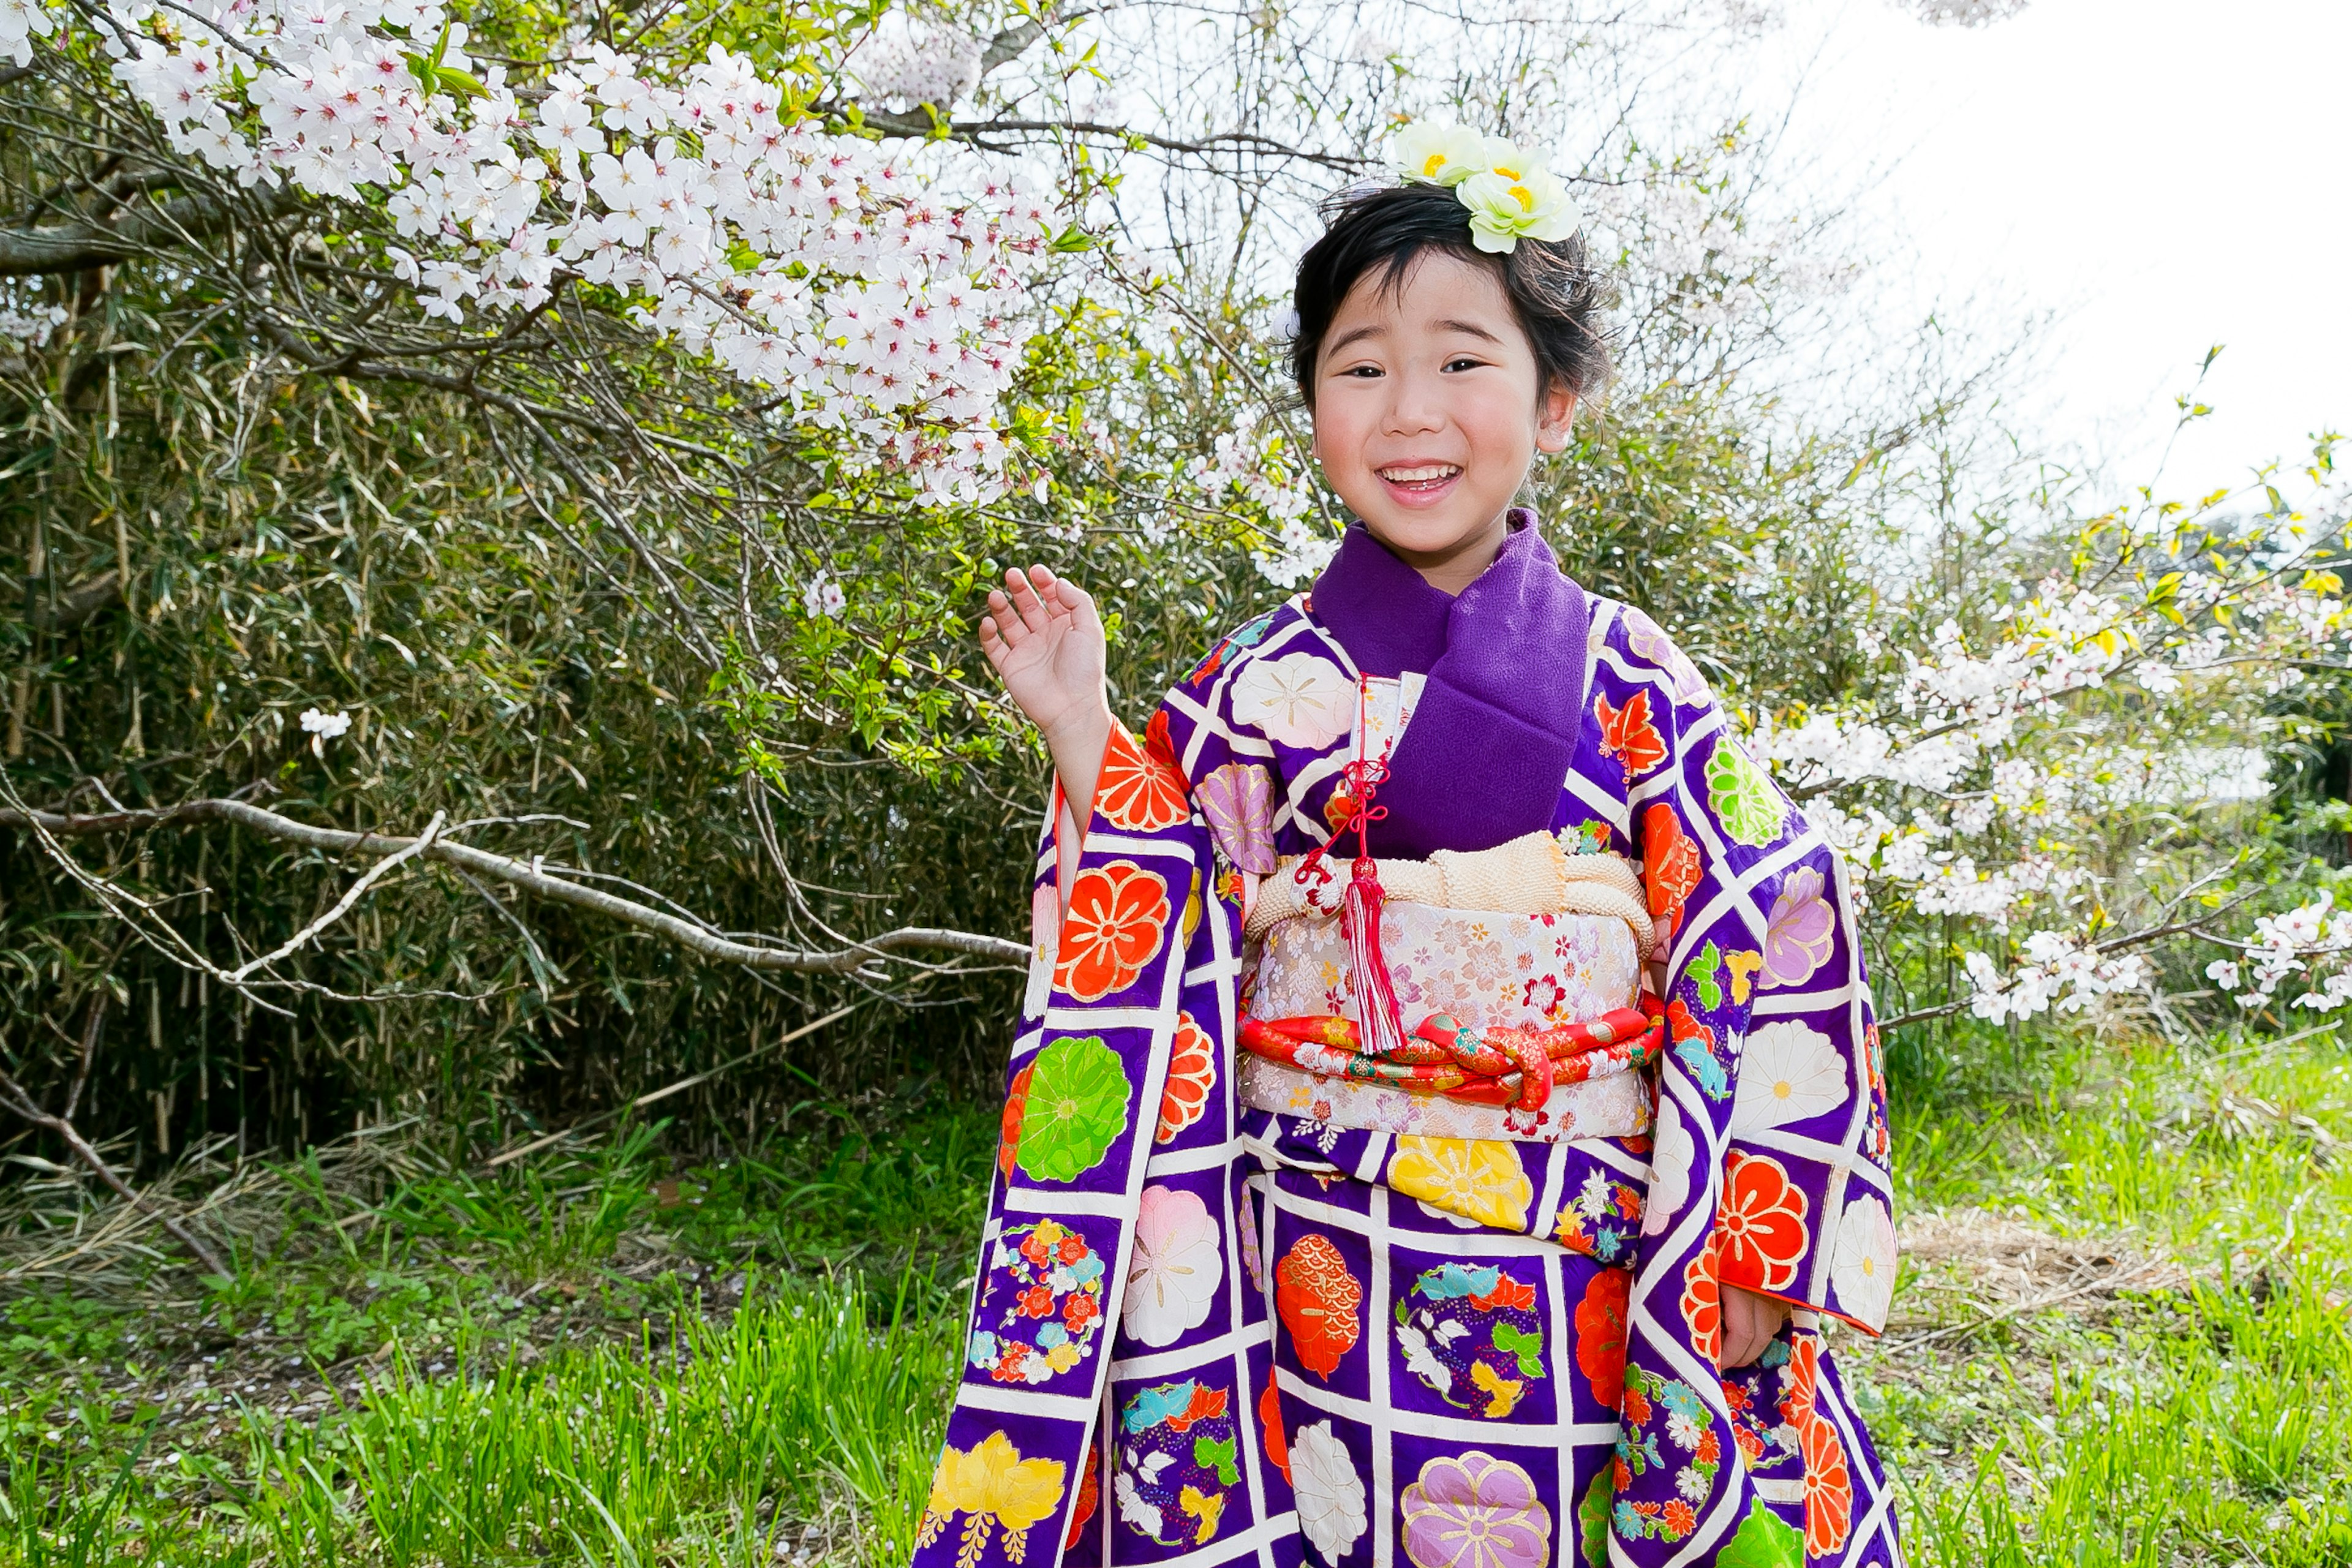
[{"left": 1237, "top": 831, "right": 1657, "bottom": 1145}]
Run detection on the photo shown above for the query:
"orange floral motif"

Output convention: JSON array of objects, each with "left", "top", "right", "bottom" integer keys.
[
  {"left": 1274, "top": 1234, "right": 1364, "bottom": 1378},
  {"left": 1095, "top": 725, "right": 1190, "bottom": 832},
  {"left": 1473, "top": 1273, "right": 1539, "bottom": 1313},
  {"left": 998, "top": 1063, "right": 1033, "bottom": 1181},
  {"left": 1145, "top": 709, "right": 1180, "bottom": 771},
  {"left": 1713, "top": 1151, "right": 1810, "bottom": 1295},
  {"left": 1259, "top": 1374, "right": 1292, "bottom": 1482},
  {"left": 1642, "top": 802, "right": 1702, "bottom": 937},
  {"left": 1064, "top": 1442, "right": 1101, "bottom": 1550},
  {"left": 1779, "top": 1333, "right": 1821, "bottom": 1430},
  {"left": 1679, "top": 1234, "right": 1723, "bottom": 1365},
  {"left": 1156, "top": 1011, "right": 1217, "bottom": 1144},
  {"left": 1574, "top": 1267, "right": 1631, "bottom": 1408},
  {"left": 1597, "top": 689, "right": 1668, "bottom": 779},
  {"left": 1056, "top": 861, "right": 1171, "bottom": 1002},
  {"left": 1801, "top": 1412, "right": 1853, "bottom": 1556}
]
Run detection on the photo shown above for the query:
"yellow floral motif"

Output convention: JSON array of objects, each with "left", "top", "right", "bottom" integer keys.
[
  {"left": 1387, "top": 1136, "right": 1533, "bottom": 1231},
  {"left": 1470, "top": 1359, "right": 1526, "bottom": 1418},
  {"left": 1179, "top": 1484, "right": 1227, "bottom": 1544},
  {"left": 1725, "top": 949, "right": 1764, "bottom": 1005},
  {"left": 916, "top": 1431, "right": 1068, "bottom": 1567}
]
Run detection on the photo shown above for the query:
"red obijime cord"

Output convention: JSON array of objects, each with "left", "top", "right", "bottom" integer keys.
[{"left": 1289, "top": 676, "right": 1409, "bottom": 1060}]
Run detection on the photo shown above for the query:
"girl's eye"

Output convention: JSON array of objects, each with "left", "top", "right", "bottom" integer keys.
[{"left": 1444, "top": 356, "right": 1485, "bottom": 373}]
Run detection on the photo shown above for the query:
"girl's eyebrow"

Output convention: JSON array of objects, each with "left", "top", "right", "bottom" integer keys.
[
  {"left": 1324, "top": 322, "right": 1387, "bottom": 357},
  {"left": 1434, "top": 318, "right": 1502, "bottom": 343}
]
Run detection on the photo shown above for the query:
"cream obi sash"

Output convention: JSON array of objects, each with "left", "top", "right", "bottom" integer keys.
[{"left": 1238, "top": 831, "right": 1656, "bottom": 1145}]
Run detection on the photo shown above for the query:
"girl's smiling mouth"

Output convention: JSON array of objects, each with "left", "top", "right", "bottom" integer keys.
[{"left": 1375, "top": 462, "right": 1464, "bottom": 500}]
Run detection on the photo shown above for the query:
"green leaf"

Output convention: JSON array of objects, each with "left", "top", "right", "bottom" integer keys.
[
  {"left": 1715, "top": 1500, "right": 1805, "bottom": 1568},
  {"left": 1692, "top": 940, "right": 1723, "bottom": 1011},
  {"left": 1193, "top": 1434, "right": 1239, "bottom": 1487}
]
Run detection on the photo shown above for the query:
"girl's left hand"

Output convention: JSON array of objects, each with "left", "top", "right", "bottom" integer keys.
[{"left": 1717, "top": 1284, "right": 1791, "bottom": 1370}]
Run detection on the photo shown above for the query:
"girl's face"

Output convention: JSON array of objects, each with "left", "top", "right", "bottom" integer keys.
[{"left": 1310, "top": 250, "right": 1576, "bottom": 590}]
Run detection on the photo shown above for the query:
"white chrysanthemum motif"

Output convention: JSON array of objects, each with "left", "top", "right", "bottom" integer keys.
[
  {"left": 1642, "top": 1093, "right": 1693, "bottom": 1236},
  {"left": 1122, "top": 1185, "right": 1221, "bottom": 1347},
  {"left": 1231, "top": 654, "right": 1356, "bottom": 749},
  {"left": 1732, "top": 1020, "right": 1849, "bottom": 1133},
  {"left": 1831, "top": 1193, "right": 1897, "bottom": 1329},
  {"left": 1290, "top": 1421, "right": 1369, "bottom": 1562}
]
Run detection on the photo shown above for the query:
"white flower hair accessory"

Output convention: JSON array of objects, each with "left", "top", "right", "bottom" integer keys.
[{"left": 1388, "top": 119, "right": 1583, "bottom": 255}]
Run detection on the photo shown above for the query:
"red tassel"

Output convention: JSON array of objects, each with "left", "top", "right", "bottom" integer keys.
[{"left": 1343, "top": 852, "right": 1409, "bottom": 1058}]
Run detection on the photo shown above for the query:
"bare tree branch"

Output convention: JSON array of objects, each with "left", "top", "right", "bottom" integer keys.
[
  {"left": 1, "top": 796, "right": 1031, "bottom": 971},
  {"left": 0, "top": 189, "right": 260, "bottom": 276},
  {"left": 0, "top": 1037, "right": 231, "bottom": 1277}
]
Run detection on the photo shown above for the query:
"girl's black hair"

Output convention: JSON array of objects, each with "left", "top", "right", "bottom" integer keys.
[{"left": 1289, "top": 180, "right": 1612, "bottom": 408}]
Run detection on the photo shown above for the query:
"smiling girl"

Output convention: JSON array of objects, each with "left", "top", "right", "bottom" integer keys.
[{"left": 917, "top": 123, "right": 1901, "bottom": 1568}]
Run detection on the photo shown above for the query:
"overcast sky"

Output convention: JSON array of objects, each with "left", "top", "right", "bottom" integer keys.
[{"left": 1751, "top": 0, "right": 2350, "bottom": 505}]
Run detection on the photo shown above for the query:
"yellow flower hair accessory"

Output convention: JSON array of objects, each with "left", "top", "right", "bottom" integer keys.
[{"left": 1388, "top": 118, "right": 1583, "bottom": 255}]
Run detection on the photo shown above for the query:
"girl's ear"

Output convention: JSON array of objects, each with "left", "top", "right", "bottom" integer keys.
[{"left": 1535, "top": 385, "right": 1578, "bottom": 454}]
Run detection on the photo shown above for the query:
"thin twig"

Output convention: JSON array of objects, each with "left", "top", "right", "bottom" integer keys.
[
  {"left": 223, "top": 809, "right": 445, "bottom": 982},
  {"left": 62, "top": 994, "right": 104, "bottom": 1122}
]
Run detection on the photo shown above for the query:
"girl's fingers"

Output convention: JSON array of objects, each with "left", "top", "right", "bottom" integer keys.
[
  {"left": 1051, "top": 575, "right": 1101, "bottom": 633},
  {"left": 1003, "top": 567, "right": 1052, "bottom": 635},
  {"left": 984, "top": 590, "right": 1023, "bottom": 646}
]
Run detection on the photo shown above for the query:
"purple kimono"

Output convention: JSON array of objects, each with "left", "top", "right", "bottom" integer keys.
[{"left": 915, "top": 516, "right": 1901, "bottom": 1568}]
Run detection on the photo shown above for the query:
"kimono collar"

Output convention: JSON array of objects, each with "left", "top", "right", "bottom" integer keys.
[{"left": 1309, "top": 509, "right": 1590, "bottom": 857}]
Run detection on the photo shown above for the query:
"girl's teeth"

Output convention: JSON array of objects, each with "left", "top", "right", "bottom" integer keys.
[{"left": 1382, "top": 466, "right": 1458, "bottom": 482}]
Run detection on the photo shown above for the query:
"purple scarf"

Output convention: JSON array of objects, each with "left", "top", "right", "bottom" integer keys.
[{"left": 1309, "top": 510, "right": 1589, "bottom": 859}]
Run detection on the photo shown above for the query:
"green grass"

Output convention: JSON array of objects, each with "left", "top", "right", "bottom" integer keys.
[
  {"left": 1863, "top": 1022, "right": 2352, "bottom": 1564},
  {"left": 0, "top": 1104, "right": 993, "bottom": 1566},
  {"left": 1, "top": 1030, "right": 2349, "bottom": 1564}
]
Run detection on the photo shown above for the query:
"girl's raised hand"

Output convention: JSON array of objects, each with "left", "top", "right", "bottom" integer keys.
[{"left": 979, "top": 567, "right": 1113, "bottom": 815}]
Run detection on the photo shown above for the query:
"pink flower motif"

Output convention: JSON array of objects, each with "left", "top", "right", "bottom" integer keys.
[
  {"left": 1762, "top": 866, "right": 1837, "bottom": 989},
  {"left": 1400, "top": 1452, "right": 1552, "bottom": 1568},
  {"left": 1197, "top": 762, "right": 1278, "bottom": 874}
]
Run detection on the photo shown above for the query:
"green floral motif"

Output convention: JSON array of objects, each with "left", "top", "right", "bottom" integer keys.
[
  {"left": 1577, "top": 1471, "right": 1612, "bottom": 1567},
  {"left": 1014, "top": 1035, "right": 1132, "bottom": 1183},
  {"left": 1715, "top": 1501, "right": 1804, "bottom": 1567},
  {"left": 1705, "top": 736, "right": 1785, "bottom": 847}
]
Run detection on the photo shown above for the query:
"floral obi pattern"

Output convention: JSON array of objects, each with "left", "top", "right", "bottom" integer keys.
[{"left": 1240, "top": 899, "right": 1651, "bottom": 1144}]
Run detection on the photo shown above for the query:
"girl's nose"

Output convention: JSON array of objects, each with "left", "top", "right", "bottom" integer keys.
[{"left": 1381, "top": 368, "right": 1447, "bottom": 435}]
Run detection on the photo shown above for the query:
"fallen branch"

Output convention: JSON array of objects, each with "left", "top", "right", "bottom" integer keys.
[
  {"left": 0, "top": 1000, "right": 232, "bottom": 1278},
  {"left": 0, "top": 795, "right": 1030, "bottom": 972}
]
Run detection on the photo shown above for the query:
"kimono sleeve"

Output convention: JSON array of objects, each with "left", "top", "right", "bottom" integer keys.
[{"left": 1611, "top": 616, "right": 1898, "bottom": 1338}]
